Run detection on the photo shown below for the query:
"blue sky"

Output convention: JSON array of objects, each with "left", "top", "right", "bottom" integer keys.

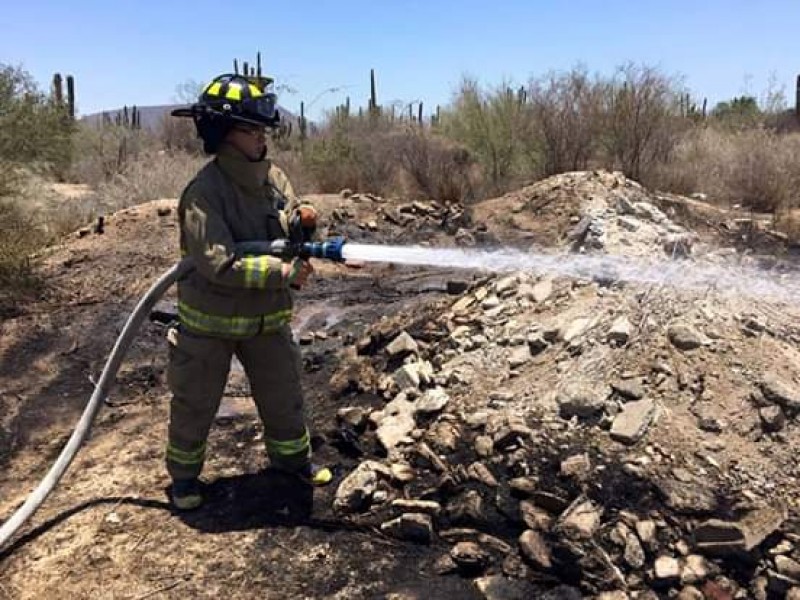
[{"left": 2, "top": 0, "right": 799, "bottom": 120}]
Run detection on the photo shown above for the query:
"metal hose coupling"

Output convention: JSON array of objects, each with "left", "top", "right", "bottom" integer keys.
[{"left": 302, "top": 236, "right": 346, "bottom": 262}]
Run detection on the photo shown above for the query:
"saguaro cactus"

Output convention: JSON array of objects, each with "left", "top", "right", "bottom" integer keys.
[
  {"left": 796, "top": 74, "right": 800, "bottom": 118},
  {"left": 299, "top": 101, "right": 307, "bottom": 141},
  {"left": 52, "top": 73, "right": 63, "bottom": 105},
  {"left": 369, "top": 68, "right": 378, "bottom": 115},
  {"left": 66, "top": 75, "right": 75, "bottom": 120}
]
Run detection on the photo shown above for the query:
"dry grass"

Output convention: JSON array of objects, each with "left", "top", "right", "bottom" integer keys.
[
  {"left": 0, "top": 187, "right": 45, "bottom": 316},
  {"left": 93, "top": 150, "right": 206, "bottom": 213},
  {"left": 300, "top": 115, "right": 479, "bottom": 202},
  {"left": 652, "top": 128, "right": 800, "bottom": 213}
]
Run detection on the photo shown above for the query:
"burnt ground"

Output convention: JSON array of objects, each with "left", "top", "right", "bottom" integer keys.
[
  {"left": 0, "top": 196, "right": 495, "bottom": 599},
  {"left": 2, "top": 176, "right": 800, "bottom": 599}
]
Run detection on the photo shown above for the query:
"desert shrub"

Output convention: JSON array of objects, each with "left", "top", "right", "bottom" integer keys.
[
  {"left": 527, "top": 67, "right": 604, "bottom": 176},
  {"left": 598, "top": 64, "right": 687, "bottom": 184},
  {"left": 652, "top": 127, "right": 800, "bottom": 213},
  {"left": 439, "top": 78, "right": 537, "bottom": 194},
  {"left": 0, "top": 64, "right": 74, "bottom": 176},
  {"left": 0, "top": 174, "right": 44, "bottom": 314},
  {"left": 393, "top": 127, "right": 476, "bottom": 202}
]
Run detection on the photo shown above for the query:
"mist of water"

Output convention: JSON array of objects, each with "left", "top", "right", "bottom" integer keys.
[{"left": 341, "top": 243, "right": 800, "bottom": 304}]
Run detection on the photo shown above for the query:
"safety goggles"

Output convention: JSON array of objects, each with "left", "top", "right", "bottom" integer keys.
[{"left": 239, "top": 93, "right": 278, "bottom": 122}]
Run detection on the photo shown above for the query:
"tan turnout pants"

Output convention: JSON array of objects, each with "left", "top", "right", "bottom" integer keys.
[{"left": 165, "top": 325, "right": 309, "bottom": 480}]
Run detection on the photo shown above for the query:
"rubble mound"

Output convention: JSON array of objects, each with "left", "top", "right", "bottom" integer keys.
[
  {"left": 326, "top": 262, "right": 800, "bottom": 596},
  {"left": 319, "top": 171, "right": 800, "bottom": 597}
]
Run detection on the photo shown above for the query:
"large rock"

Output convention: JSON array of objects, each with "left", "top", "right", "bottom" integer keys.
[
  {"left": 518, "top": 529, "right": 552, "bottom": 569},
  {"left": 386, "top": 331, "right": 419, "bottom": 356},
  {"left": 611, "top": 378, "right": 645, "bottom": 400},
  {"left": 610, "top": 398, "right": 656, "bottom": 444},
  {"left": 531, "top": 279, "right": 554, "bottom": 303},
  {"left": 451, "top": 541, "right": 490, "bottom": 574},
  {"left": 776, "top": 555, "right": 800, "bottom": 581},
  {"left": 559, "top": 318, "right": 592, "bottom": 343},
  {"left": 376, "top": 413, "right": 416, "bottom": 453},
  {"left": 447, "top": 490, "right": 486, "bottom": 525},
  {"left": 380, "top": 513, "right": 434, "bottom": 544},
  {"left": 334, "top": 462, "right": 379, "bottom": 512},
  {"left": 556, "top": 496, "right": 603, "bottom": 540},
  {"left": 556, "top": 381, "right": 607, "bottom": 419},
  {"left": 467, "top": 462, "right": 499, "bottom": 488},
  {"left": 474, "top": 575, "right": 539, "bottom": 600},
  {"left": 416, "top": 387, "right": 450, "bottom": 414},
  {"left": 392, "top": 360, "right": 434, "bottom": 390},
  {"left": 608, "top": 316, "right": 633, "bottom": 345},
  {"left": 694, "top": 504, "right": 788, "bottom": 555},
  {"left": 508, "top": 345, "right": 531, "bottom": 369},
  {"left": 668, "top": 323, "right": 707, "bottom": 351},
  {"left": 624, "top": 532, "right": 646, "bottom": 569},
  {"left": 654, "top": 555, "right": 681, "bottom": 581},
  {"left": 520, "top": 501, "right": 553, "bottom": 531},
  {"left": 657, "top": 479, "right": 718, "bottom": 515},
  {"left": 391, "top": 499, "right": 442, "bottom": 516},
  {"left": 559, "top": 454, "right": 591, "bottom": 481},
  {"left": 760, "top": 405, "right": 786, "bottom": 432},
  {"left": 759, "top": 374, "right": 800, "bottom": 414},
  {"left": 681, "top": 555, "right": 710, "bottom": 585}
]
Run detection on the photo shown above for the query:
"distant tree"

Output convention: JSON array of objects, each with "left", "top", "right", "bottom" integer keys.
[
  {"left": 712, "top": 95, "right": 761, "bottom": 125},
  {"left": 0, "top": 63, "right": 73, "bottom": 173}
]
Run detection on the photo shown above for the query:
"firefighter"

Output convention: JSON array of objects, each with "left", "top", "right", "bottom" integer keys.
[{"left": 166, "top": 74, "right": 332, "bottom": 510}]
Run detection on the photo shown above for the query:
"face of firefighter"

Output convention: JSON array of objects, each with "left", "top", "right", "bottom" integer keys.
[{"left": 227, "top": 123, "right": 267, "bottom": 161}]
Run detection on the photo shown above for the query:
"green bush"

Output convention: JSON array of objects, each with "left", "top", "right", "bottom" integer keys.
[
  {"left": 599, "top": 64, "right": 687, "bottom": 184},
  {"left": 0, "top": 176, "right": 44, "bottom": 316},
  {"left": 440, "top": 78, "right": 537, "bottom": 194},
  {"left": 0, "top": 64, "right": 74, "bottom": 175}
]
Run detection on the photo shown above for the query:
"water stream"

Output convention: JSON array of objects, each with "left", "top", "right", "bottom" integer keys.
[{"left": 341, "top": 243, "right": 800, "bottom": 305}]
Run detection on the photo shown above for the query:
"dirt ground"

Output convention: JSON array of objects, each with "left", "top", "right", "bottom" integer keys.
[{"left": 1, "top": 173, "right": 800, "bottom": 599}]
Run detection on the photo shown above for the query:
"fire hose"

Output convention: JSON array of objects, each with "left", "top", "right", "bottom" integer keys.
[{"left": 0, "top": 236, "right": 347, "bottom": 551}]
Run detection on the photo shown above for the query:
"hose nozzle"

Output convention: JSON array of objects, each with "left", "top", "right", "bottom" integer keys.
[{"left": 301, "top": 236, "right": 346, "bottom": 262}]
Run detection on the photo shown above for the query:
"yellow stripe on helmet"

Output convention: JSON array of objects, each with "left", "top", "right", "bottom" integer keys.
[
  {"left": 206, "top": 82, "right": 222, "bottom": 97},
  {"left": 226, "top": 82, "right": 242, "bottom": 101},
  {"left": 248, "top": 84, "right": 263, "bottom": 98}
]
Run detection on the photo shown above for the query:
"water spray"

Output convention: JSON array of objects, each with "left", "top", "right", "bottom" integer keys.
[
  {"left": 3, "top": 234, "right": 799, "bottom": 552},
  {"left": 340, "top": 242, "right": 800, "bottom": 305}
]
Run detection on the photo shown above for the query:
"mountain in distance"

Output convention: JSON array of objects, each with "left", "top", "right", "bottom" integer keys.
[{"left": 80, "top": 104, "right": 297, "bottom": 130}]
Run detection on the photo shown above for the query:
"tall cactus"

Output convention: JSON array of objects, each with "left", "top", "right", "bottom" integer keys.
[
  {"left": 52, "top": 73, "right": 63, "bottom": 105},
  {"left": 796, "top": 74, "right": 800, "bottom": 118},
  {"left": 66, "top": 75, "right": 75, "bottom": 120},
  {"left": 299, "top": 101, "right": 307, "bottom": 141},
  {"left": 369, "top": 68, "right": 377, "bottom": 114}
]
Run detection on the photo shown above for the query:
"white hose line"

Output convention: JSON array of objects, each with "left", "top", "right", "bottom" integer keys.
[{"left": 0, "top": 258, "right": 193, "bottom": 550}]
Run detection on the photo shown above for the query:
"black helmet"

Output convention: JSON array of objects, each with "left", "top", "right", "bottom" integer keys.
[
  {"left": 171, "top": 73, "right": 280, "bottom": 153},
  {"left": 172, "top": 73, "right": 280, "bottom": 126}
]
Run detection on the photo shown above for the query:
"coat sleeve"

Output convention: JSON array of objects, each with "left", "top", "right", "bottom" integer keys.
[
  {"left": 268, "top": 163, "right": 306, "bottom": 214},
  {"left": 180, "top": 183, "right": 286, "bottom": 290}
]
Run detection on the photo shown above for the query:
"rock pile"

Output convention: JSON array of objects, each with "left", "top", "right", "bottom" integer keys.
[{"left": 318, "top": 170, "right": 800, "bottom": 597}]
